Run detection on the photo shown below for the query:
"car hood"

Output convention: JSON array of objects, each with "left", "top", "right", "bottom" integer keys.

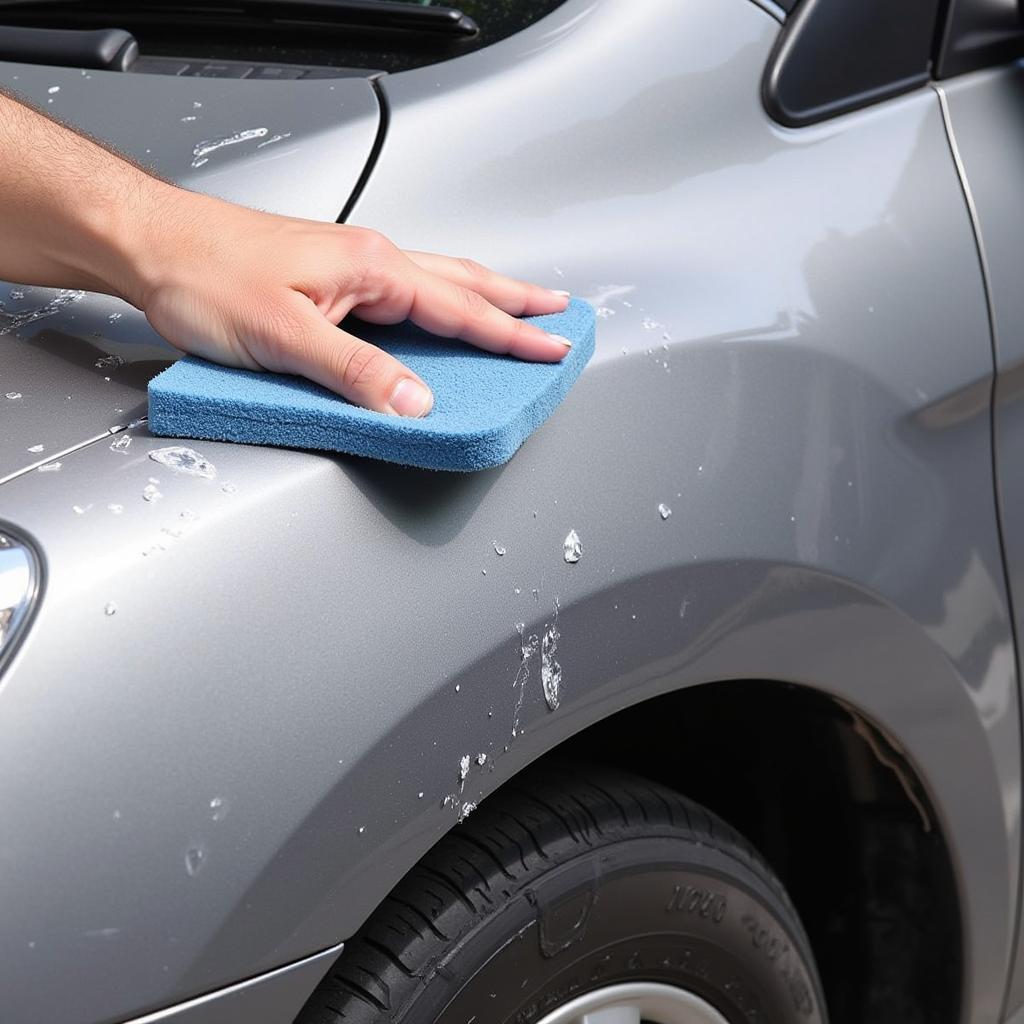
[{"left": 0, "top": 61, "right": 380, "bottom": 483}]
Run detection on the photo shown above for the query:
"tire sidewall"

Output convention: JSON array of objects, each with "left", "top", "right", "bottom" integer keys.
[{"left": 416, "top": 835, "right": 825, "bottom": 1024}]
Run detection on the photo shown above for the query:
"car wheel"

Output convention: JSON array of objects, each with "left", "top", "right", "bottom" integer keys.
[{"left": 296, "top": 766, "right": 827, "bottom": 1023}]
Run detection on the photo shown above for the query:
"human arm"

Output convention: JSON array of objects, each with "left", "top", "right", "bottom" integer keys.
[{"left": 0, "top": 90, "right": 571, "bottom": 416}]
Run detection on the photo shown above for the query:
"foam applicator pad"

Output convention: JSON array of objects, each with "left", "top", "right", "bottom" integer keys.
[{"left": 147, "top": 298, "right": 595, "bottom": 472}]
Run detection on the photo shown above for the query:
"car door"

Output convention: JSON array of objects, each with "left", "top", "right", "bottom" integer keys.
[{"left": 931, "top": 2, "right": 1024, "bottom": 1020}]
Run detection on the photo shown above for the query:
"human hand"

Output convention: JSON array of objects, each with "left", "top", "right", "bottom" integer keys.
[{"left": 128, "top": 189, "right": 571, "bottom": 417}]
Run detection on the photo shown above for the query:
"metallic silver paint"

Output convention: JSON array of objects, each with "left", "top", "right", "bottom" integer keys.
[
  {"left": 119, "top": 943, "right": 341, "bottom": 1024},
  {"left": 0, "top": 2, "right": 1018, "bottom": 1023},
  {"left": 937, "top": 65, "right": 1024, "bottom": 1021}
]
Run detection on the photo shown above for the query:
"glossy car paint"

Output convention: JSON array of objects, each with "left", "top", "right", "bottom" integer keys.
[
  {"left": 0, "top": 3, "right": 1018, "bottom": 1024},
  {"left": 935, "top": 65, "right": 1024, "bottom": 1019}
]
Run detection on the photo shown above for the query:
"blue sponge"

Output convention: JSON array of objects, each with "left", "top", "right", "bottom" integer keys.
[{"left": 147, "top": 298, "right": 595, "bottom": 472}]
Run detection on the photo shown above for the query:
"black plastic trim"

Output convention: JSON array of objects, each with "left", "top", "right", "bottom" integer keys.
[
  {"left": 0, "top": 24, "right": 137, "bottom": 69},
  {"left": 0, "top": 0, "right": 479, "bottom": 38},
  {"left": 763, "top": 0, "right": 941, "bottom": 127},
  {"left": 934, "top": 0, "right": 1024, "bottom": 79}
]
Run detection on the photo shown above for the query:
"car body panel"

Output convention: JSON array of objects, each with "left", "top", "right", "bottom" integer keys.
[
  {"left": 0, "top": 2, "right": 1018, "bottom": 1023},
  {"left": 119, "top": 944, "right": 340, "bottom": 1024},
  {"left": 936, "top": 65, "right": 1024, "bottom": 1019},
  {"left": 0, "top": 62, "right": 379, "bottom": 483}
]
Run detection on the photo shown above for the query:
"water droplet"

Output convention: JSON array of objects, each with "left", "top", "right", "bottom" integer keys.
[
  {"left": 5, "top": 392, "right": 22, "bottom": 400},
  {"left": 193, "top": 100, "right": 202, "bottom": 109},
  {"left": 658, "top": 503, "right": 672, "bottom": 520},
  {"left": 27, "top": 444, "right": 43, "bottom": 453},
  {"left": 110, "top": 434, "right": 132, "bottom": 453},
  {"left": 72, "top": 504, "right": 89, "bottom": 515},
  {"left": 209, "top": 796, "right": 228, "bottom": 822},
  {"left": 10, "top": 290, "right": 23, "bottom": 300},
  {"left": 221, "top": 482, "right": 236, "bottom": 493},
  {"left": 181, "top": 115, "right": 197, "bottom": 122},
  {"left": 642, "top": 317, "right": 660, "bottom": 330},
  {"left": 107, "top": 312, "right": 122, "bottom": 322},
  {"left": 112, "top": 809, "right": 122, "bottom": 820},
  {"left": 47, "top": 85, "right": 59, "bottom": 94},
  {"left": 184, "top": 845, "right": 206, "bottom": 877},
  {"left": 541, "top": 605, "right": 562, "bottom": 711},
  {"left": 37, "top": 461, "right": 61, "bottom": 472},
  {"left": 418, "top": 791, "right": 424, "bottom": 799},
  {"left": 455, "top": 683, "right": 460, "bottom": 692},
  {"left": 192, "top": 127, "right": 268, "bottom": 168},
  {"left": 148, "top": 446, "right": 216, "bottom": 479},
  {"left": 180, "top": 508, "right": 197, "bottom": 521},
  {"left": 697, "top": 465, "right": 704, "bottom": 474},
  {"left": 459, "top": 754, "right": 471, "bottom": 783},
  {"left": 476, "top": 753, "right": 487, "bottom": 766},
  {"left": 622, "top": 300, "right": 633, "bottom": 308},
  {"left": 104, "top": 601, "right": 117, "bottom": 616},
  {"left": 514, "top": 587, "right": 521, "bottom": 595},
  {"left": 790, "top": 515, "right": 796, "bottom": 523},
  {"left": 553, "top": 265, "right": 564, "bottom": 278},
  {"left": 142, "top": 483, "right": 162, "bottom": 503},
  {"left": 0, "top": 289, "right": 84, "bottom": 337},
  {"left": 596, "top": 306, "right": 615, "bottom": 319},
  {"left": 95, "top": 354, "right": 125, "bottom": 369},
  {"left": 107, "top": 503, "right": 124, "bottom": 515},
  {"left": 458, "top": 801, "right": 477, "bottom": 822},
  {"left": 256, "top": 132, "right": 293, "bottom": 149},
  {"left": 563, "top": 529, "right": 582, "bottom": 564},
  {"left": 493, "top": 542, "right": 506, "bottom": 556},
  {"left": 358, "top": 826, "right": 365, "bottom": 834},
  {"left": 481, "top": 568, "right": 487, "bottom": 575}
]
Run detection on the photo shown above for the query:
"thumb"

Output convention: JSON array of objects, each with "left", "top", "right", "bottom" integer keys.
[{"left": 273, "top": 305, "right": 434, "bottom": 417}]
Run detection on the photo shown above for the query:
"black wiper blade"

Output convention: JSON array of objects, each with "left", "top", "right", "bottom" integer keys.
[{"left": 0, "top": 0, "right": 480, "bottom": 37}]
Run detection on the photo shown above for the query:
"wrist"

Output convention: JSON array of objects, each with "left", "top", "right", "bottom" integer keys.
[{"left": 80, "top": 174, "right": 210, "bottom": 311}]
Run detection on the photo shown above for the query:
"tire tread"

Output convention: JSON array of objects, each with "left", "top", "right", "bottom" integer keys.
[{"left": 295, "top": 765, "right": 807, "bottom": 1024}]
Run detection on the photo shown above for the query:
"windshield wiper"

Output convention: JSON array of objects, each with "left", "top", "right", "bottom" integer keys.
[{"left": 0, "top": 0, "right": 480, "bottom": 38}]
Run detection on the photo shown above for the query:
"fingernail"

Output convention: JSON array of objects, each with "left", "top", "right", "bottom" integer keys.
[
  {"left": 551, "top": 289, "right": 571, "bottom": 298},
  {"left": 549, "top": 334, "right": 572, "bottom": 348},
  {"left": 388, "top": 379, "right": 433, "bottom": 418}
]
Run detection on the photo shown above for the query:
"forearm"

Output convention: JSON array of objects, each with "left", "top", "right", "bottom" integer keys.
[{"left": 0, "top": 89, "right": 175, "bottom": 305}]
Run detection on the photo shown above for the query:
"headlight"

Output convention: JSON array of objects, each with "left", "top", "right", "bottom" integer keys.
[{"left": 0, "top": 528, "right": 39, "bottom": 668}]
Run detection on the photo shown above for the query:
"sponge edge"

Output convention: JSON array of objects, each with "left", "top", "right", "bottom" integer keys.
[{"left": 148, "top": 297, "right": 596, "bottom": 472}]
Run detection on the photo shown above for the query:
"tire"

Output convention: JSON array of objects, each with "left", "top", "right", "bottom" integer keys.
[{"left": 296, "top": 766, "right": 827, "bottom": 1024}]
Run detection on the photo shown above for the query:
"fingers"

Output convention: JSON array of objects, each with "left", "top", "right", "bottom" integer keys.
[
  {"left": 402, "top": 268, "right": 573, "bottom": 363},
  {"left": 404, "top": 251, "right": 569, "bottom": 318},
  {"left": 271, "top": 300, "right": 433, "bottom": 417}
]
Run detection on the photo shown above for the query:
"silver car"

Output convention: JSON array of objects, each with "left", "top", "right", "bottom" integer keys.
[{"left": 1, "top": 0, "right": 1023, "bottom": 1021}]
